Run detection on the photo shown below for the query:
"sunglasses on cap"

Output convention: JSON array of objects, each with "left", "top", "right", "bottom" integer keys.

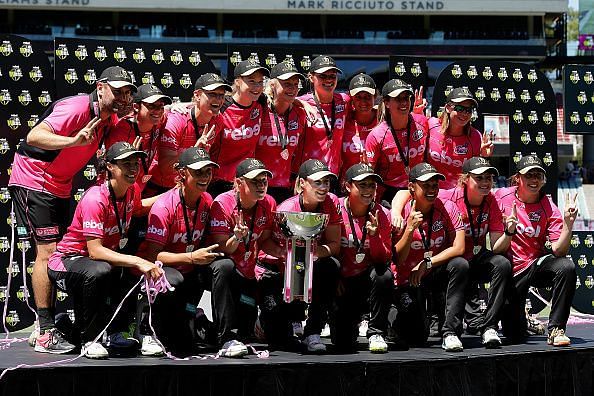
[{"left": 451, "top": 104, "right": 474, "bottom": 114}]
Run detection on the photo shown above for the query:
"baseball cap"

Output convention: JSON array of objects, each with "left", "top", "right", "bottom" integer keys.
[
  {"left": 516, "top": 155, "right": 546, "bottom": 174},
  {"left": 270, "top": 61, "right": 305, "bottom": 81},
  {"left": 409, "top": 163, "right": 446, "bottom": 182},
  {"left": 462, "top": 157, "right": 499, "bottom": 176},
  {"left": 236, "top": 158, "right": 273, "bottom": 179},
  {"left": 349, "top": 73, "right": 376, "bottom": 96},
  {"left": 381, "top": 79, "right": 413, "bottom": 98},
  {"left": 98, "top": 66, "right": 136, "bottom": 91},
  {"left": 309, "top": 55, "right": 342, "bottom": 74},
  {"left": 176, "top": 147, "right": 219, "bottom": 170},
  {"left": 298, "top": 159, "right": 337, "bottom": 181},
  {"left": 233, "top": 60, "right": 270, "bottom": 78},
  {"left": 447, "top": 87, "right": 478, "bottom": 107},
  {"left": 344, "top": 163, "right": 383, "bottom": 183},
  {"left": 195, "top": 73, "right": 232, "bottom": 92},
  {"left": 106, "top": 141, "right": 147, "bottom": 162},
  {"left": 134, "top": 84, "right": 172, "bottom": 105}
]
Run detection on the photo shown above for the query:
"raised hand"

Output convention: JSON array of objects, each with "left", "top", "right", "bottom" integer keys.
[
  {"left": 503, "top": 201, "right": 518, "bottom": 234},
  {"left": 413, "top": 86, "right": 427, "bottom": 115},
  {"left": 233, "top": 212, "right": 249, "bottom": 240},
  {"left": 195, "top": 124, "right": 216, "bottom": 150},
  {"left": 480, "top": 130, "right": 494, "bottom": 157},
  {"left": 72, "top": 117, "right": 101, "bottom": 147},
  {"left": 406, "top": 200, "right": 423, "bottom": 232},
  {"left": 366, "top": 210, "right": 379, "bottom": 237},
  {"left": 191, "top": 243, "right": 222, "bottom": 265},
  {"left": 132, "top": 135, "right": 142, "bottom": 151},
  {"left": 564, "top": 192, "right": 579, "bottom": 226}
]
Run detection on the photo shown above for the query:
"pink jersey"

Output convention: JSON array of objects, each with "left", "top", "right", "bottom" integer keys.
[
  {"left": 392, "top": 198, "right": 464, "bottom": 286},
  {"left": 495, "top": 187, "right": 563, "bottom": 275},
  {"left": 365, "top": 113, "right": 428, "bottom": 189},
  {"left": 9, "top": 94, "right": 116, "bottom": 198},
  {"left": 208, "top": 190, "right": 276, "bottom": 279},
  {"left": 341, "top": 112, "right": 378, "bottom": 183},
  {"left": 255, "top": 104, "right": 306, "bottom": 188},
  {"left": 438, "top": 187, "right": 504, "bottom": 260},
  {"left": 210, "top": 99, "right": 264, "bottom": 183},
  {"left": 339, "top": 198, "right": 392, "bottom": 278},
  {"left": 141, "top": 187, "right": 212, "bottom": 273},
  {"left": 257, "top": 192, "right": 343, "bottom": 273},
  {"left": 426, "top": 117, "right": 483, "bottom": 189},
  {"left": 48, "top": 182, "right": 140, "bottom": 272},
  {"left": 292, "top": 92, "right": 348, "bottom": 175}
]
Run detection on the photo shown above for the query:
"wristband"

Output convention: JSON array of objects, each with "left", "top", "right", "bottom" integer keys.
[
  {"left": 504, "top": 228, "right": 517, "bottom": 236},
  {"left": 230, "top": 234, "right": 241, "bottom": 243}
]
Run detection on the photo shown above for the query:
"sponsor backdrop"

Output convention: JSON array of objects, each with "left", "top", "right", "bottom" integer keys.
[
  {"left": 563, "top": 65, "right": 594, "bottom": 134},
  {"left": 388, "top": 56, "right": 428, "bottom": 93}
]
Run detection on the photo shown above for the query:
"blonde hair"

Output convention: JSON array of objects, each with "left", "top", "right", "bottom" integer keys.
[
  {"left": 440, "top": 102, "right": 471, "bottom": 137},
  {"left": 294, "top": 177, "right": 304, "bottom": 195},
  {"left": 457, "top": 173, "right": 470, "bottom": 187}
]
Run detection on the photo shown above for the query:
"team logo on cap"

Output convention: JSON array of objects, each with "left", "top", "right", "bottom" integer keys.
[
  {"left": 189, "top": 51, "right": 201, "bottom": 66},
  {"left": 513, "top": 152, "right": 522, "bottom": 163},
  {"left": 0, "top": 188, "right": 10, "bottom": 203},
  {"left": 16, "top": 286, "right": 30, "bottom": 302},
  {"left": 585, "top": 71, "right": 593, "bottom": 85},
  {"left": 28, "top": 114, "right": 39, "bottom": 128},
  {"left": 142, "top": 72, "right": 155, "bottom": 85},
  {"left": 451, "top": 64, "right": 462, "bottom": 78},
  {"left": 94, "top": 46, "right": 107, "bottom": 61},
  {"left": 170, "top": 50, "right": 183, "bottom": 65},
  {"left": 466, "top": 65, "right": 477, "bottom": 79},
  {"left": 528, "top": 111, "right": 538, "bottom": 124},
  {"left": 18, "top": 239, "right": 31, "bottom": 252},
  {"left": 520, "top": 131, "right": 531, "bottom": 145},
  {"left": 75, "top": 44, "right": 88, "bottom": 60},
  {"left": 585, "top": 112, "right": 594, "bottom": 125},
  {"left": 152, "top": 49, "right": 164, "bottom": 64},
  {"left": 56, "top": 290, "right": 68, "bottom": 302},
  {"left": 520, "top": 90, "right": 531, "bottom": 103},
  {"left": 474, "top": 87, "right": 485, "bottom": 102},
  {"left": 535, "top": 90, "right": 545, "bottom": 104},
  {"left": 535, "top": 131, "right": 546, "bottom": 145},
  {"left": 230, "top": 51, "right": 242, "bottom": 66},
  {"left": 578, "top": 91, "right": 587, "bottom": 105},
  {"left": 300, "top": 56, "right": 311, "bottom": 71},
  {"left": 570, "top": 112, "right": 580, "bottom": 125},
  {"left": 498, "top": 67, "right": 508, "bottom": 81},
  {"left": 0, "top": 90, "right": 12, "bottom": 105},
  {"left": 482, "top": 66, "right": 493, "bottom": 80},
  {"left": 266, "top": 53, "right": 277, "bottom": 68},
  {"left": 19, "top": 41, "right": 33, "bottom": 57},
  {"left": 7, "top": 114, "right": 21, "bottom": 130},
  {"left": 543, "top": 153, "right": 553, "bottom": 166},
  {"left": 113, "top": 47, "right": 127, "bottom": 63},
  {"left": 179, "top": 74, "right": 192, "bottom": 89},
  {"left": 490, "top": 88, "right": 500, "bottom": 102},
  {"left": 83, "top": 165, "right": 97, "bottom": 181},
  {"left": 0, "top": 139, "right": 9, "bottom": 155},
  {"left": 570, "top": 70, "right": 580, "bottom": 84},
  {"left": 131, "top": 48, "right": 145, "bottom": 63},
  {"left": 542, "top": 111, "right": 553, "bottom": 125},
  {"left": 6, "top": 311, "right": 20, "bottom": 327},
  {"left": 513, "top": 68, "right": 523, "bottom": 82},
  {"left": 248, "top": 53, "right": 260, "bottom": 64},
  {"left": 29, "top": 66, "right": 43, "bottom": 82},
  {"left": 9, "top": 65, "right": 23, "bottom": 81},
  {"left": 161, "top": 73, "right": 174, "bottom": 88},
  {"left": 528, "top": 69, "right": 538, "bottom": 83},
  {"left": 84, "top": 69, "right": 97, "bottom": 85},
  {"left": 74, "top": 188, "right": 84, "bottom": 202},
  {"left": 38, "top": 91, "right": 52, "bottom": 107},
  {"left": 505, "top": 89, "right": 516, "bottom": 102},
  {"left": 1, "top": 40, "right": 13, "bottom": 56},
  {"left": 18, "top": 90, "right": 31, "bottom": 106},
  {"left": 65, "top": 68, "right": 78, "bottom": 84},
  {"left": 55, "top": 43, "right": 69, "bottom": 59},
  {"left": 410, "top": 62, "right": 422, "bottom": 77}
]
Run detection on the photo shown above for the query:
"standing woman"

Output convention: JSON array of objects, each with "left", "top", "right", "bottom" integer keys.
[
  {"left": 365, "top": 79, "right": 429, "bottom": 203},
  {"left": 426, "top": 87, "right": 493, "bottom": 189},
  {"left": 495, "top": 155, "right": 578, "bottom": 346},
  {"left": 256, "top": 61, "right": 308, "bottom": 203},
  {"left": 292, "top": 55, "right": 348, "bottom": 185},
  {"left": 46, "top": 142, "right": 163, "bottom": 359}
]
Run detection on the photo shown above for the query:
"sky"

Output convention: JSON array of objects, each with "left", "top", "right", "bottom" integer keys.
[{"left": 570, "top": 0, "right": 578, "bottom": 9}]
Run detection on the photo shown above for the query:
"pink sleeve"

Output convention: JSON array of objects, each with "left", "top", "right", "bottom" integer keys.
[
  {"left": 369, "top": 206, "right": 391, "bottom": 263},
  {"left": 471, "top": 128, "right": 483, "bottom": 156},
  {"left": 365, "top": 128, "right": 380, "bottom": 167},
  {"left": 209, "top": 200, "right": 233, "bottom": 235},
  {"left": 266, "top": 196, "right": 277, "bottom": 228},
  {"left": 81, "top": 190, "right": 107, "bottom": 239},
  {"left": 329, "top": 194, "right": 343, "bottom": 225},
  {"left": 43, "top": 98, "right": 89, "bottom": 136},
  {"left": 446, "top": 202, "right": 464, "bottom": 231},
  {"left": 145, "top": 203, "right": 170, "bottom": 246},
  {"left": 488, "top": 196, "right": 505, "bottom": 233},
  {"left": 160, "top": 113, "right": 186, "bottom": 151}
]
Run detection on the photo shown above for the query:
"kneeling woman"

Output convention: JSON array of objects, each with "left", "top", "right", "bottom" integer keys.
[
  {"left": 47, "top": 142, "right": 164, "bottom": 359},
  {"left": 393, "top": 163, "right": 466, "bottom": 351}
]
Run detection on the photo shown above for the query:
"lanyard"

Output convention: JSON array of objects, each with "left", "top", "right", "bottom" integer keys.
[
  {"left": 387, "top": 114, "right": 413, "bottom": 170},
  {"left": 191, "top": 107, "right": 206, "bottom": 141},
  {"left": 463, "top": 187, "right": 486, "bottom": 247},
  {"left": 179, "top": 188, "right": 201, "bottom": 247},
  {"left": 236, "top": 194, "right": 258, "bottom": 251},
  {"left": 107, "top": 181, "right": 128, "bottom": 239},
  {"left": 271, "top": 103, "right": 290, "bottom": 150},
  {"left": 312, "top": 94, "right": 335, "bottom": 141},
  {"left": 132, "top": 120, "right": 155, "bottom": 175},
  {"left": 345, "top": 198, "right": 369, "bottom": 254},
  {"left": 417, "top": 206, "right": 434, "bottom": 253}
]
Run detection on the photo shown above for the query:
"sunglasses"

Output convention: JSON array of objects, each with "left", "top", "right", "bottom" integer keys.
[{"left": 451, "top": 104, "right": 474, "bottom": 114}]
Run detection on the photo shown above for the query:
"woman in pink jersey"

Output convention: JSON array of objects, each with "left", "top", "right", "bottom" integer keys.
[
  {"left": 256, "top": 61, "right": 307, "bottom": 203},
  {"left": 332, "top": 163, "right": 392, "bottom": 353},
  {"left": 495, "top": 155, "right": 578, "bottom": 347},
  {"left": 426, "top": 87, "right": 493, "bottom": 189},
  {"left": 135, "top": 147, "right": 222, "bottom": 356},
  {"left": 292, "top": 55, "right": 348, "bottom": 189},
  {"left": 340, "top": 74, "right": 378, "bottom": 186},
  {"left": 46, "top": 142, "right": 163, "bottom": 359},
  {"left": 392, "top": 163, "right": 467, "bottom": 351},
  {"left": 152, "top": 73, "right": 231, "bottom": 194},
  {"left": 365, "top": 79, "right": 429, "bottom": 203}
]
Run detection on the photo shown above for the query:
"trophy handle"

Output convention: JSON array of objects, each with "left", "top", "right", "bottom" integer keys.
[{"left": 283, "top": 238, "right": 294, "bottom": 303}]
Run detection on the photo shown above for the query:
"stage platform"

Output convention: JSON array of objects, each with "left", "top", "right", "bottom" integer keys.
[{"left": 0, "top": 323, "right": 593, "bottom": 396}]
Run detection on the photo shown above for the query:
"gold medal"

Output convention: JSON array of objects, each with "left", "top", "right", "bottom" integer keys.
[
  {"left": 142, "top": 175, "right": 152, "bottom": 183},
  {"left": 119, "top": 238, "right": 128, "bottom": 250},
  {"left": 280, "top": 149, "right": 289, "bottom": 160},
  {"left": 244, "top": 251, "right": 251, "bottom": 261},
  {"left": 473, "top": 245, "right": 482, "bottom": 255}
]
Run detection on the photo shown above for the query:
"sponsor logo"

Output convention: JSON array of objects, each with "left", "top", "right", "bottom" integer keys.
[
  {"left": 113, "top": 47, "right": 127, "bottom": 62},
  {"left": 172, "top": 229, "right": 204, "bottom": 244},
  {"left": 570, "top": 112, "right": 581, "bottom": 125},
  {"left": 475, "top": 87, "right": 485, "bottom": 101},
  {"left": 180, "top": 74, "right": 192, "bottom": 89},
  {"left": 265, "top": 53, "right": 277, "bottom": 68},
  {"left": 0, "top": 287, "right": 7, "bottom": 302},
  {"left": 229, "top": 51, "right": 242, "bottom": 66},
  {"left": 18, "top": 90, "right": 31, "bottom": 106},
  {"left": 515, "top": 222, "right": 542, "bottom": 238},
  {"left": 490, "top": 88, "right": 500, "bottom": 102},
  {"left": 585, "top": 112, "right": 594, "bottom": 126},
  {"left": 482, "top": 66, "right": 493, "bottom": 80},
  {"left": 570, "top": 70, "right": 580, "bottom": 84},
  {"left": 454, "top": 144, "right": 468, "bottom": 155},
  {"left": 83, "top": 220, "right": 104, "bottom": 230},
  {"left": 6, "top": 311, "right": 20, "bottom": 327},
  {"left": 35, "top": 226, "right": 59, "bottom": 237},
  {"left": 528, "top": 69, "right": 538, "bottom": 83},
  {"left": 521, "top": 131, "right": 531, "bottom": 145},
  {"left": 152, "top": 49, "right": 164, "bottom": 64},
  {"left": 0, "top": 188, "right": 9, "bottom": 203},
  {"left": 210, "top": 219, "right": 228, "bottom": 228},
  {"left": 498, "top": 67, "right": 508, "bottom": 81},
  {"left": 55, "top": 43, "right": 69, "bottom": 59},
  {"left": 585, "top": 71, "right": 593, "bottom": 85},
  {"left": 587, "top": 234, "right": 594, "bottom": 248},
  {"left": 94, "top": 46, "right": 107, "bottom": 62},
  {"left": 260, "top": 133, "right": 299, "bottom": 147},
  {"left": 0, "top": 238, "right": 10, "bottom": 253},
  {"left": 75, "top": 44, "right": 88, "bottom": 60},
  {"left": 432, "top": 220, "right": 444, "bottom": 232},
  {"left": 142, "top": 72, "right": 155, "bottom": 85},
  {"left": 161, "top": 73, "right": 174, "bottom": 88},
  {"left": 543, "top": 153, "right": 553, "bottom": 166},
  {"left": 528, "top": 111, "right": 538, "bottom": 124},
  {"left": 147, "top": 224, "right": 166, "bottom": 237},
  {"left": 535, "top": 90, "right": 545, "bottom": 104},
  {"left": 513, "top": 68, "right": 523, "bottom": 82},
  {"left": 170, "top": 50, "right": 183, "bottom": 65},
  {"left": 38, "top": 91, "right": 52, "bottom": 107},
  {"left": 571, "top": 235, "right": 581, "bottom": 248},
  {"left": 7, "top": 114, "right": 21, "bottom": 130},
  {"left": 451, "top": 64, "right": 462, "bottom": 78},
  {"left": 1, "top": 40, "right": 14, "bottom": 56},
  {"left": 9, "top": 65, "right": 23, "bottom": 81},
  {"left": 411, "top": 236, "right": 444, "bottom": 250},
  {"left": 29, "top": 66, "right": 43, "bottom": 82},
  {"left": 411, "top": 62, "right": 422, "bottom": 77},
  {"left": 133, "top": 48, "right": 146, "bottom": 63},
  {"left": 0, "top": 139, "right": 9, "bottom": 154},
  {"left": 224, "top": 124, "right": 261, "bottom": 140},
  {"left": 84, "top": 69, "right": 97, "bottom": 85},
  {"left": 189, "top": 51, "right": 201, "bottom": 66},
  {"left": 17, "top": 240, "right": 31, "bottom": 252},
  {"left": 16, "top": 286, "right": 30, "bottom": 302},
  {"left": 387, "top": 145, "right": 425, "bottom": 163},
  {"left": 56, "top": 289, "right": 68, "bottom": 301},
  {"left": 0, "top": 90, "right": 12, "bottom": 105},
  {"left": 505, "top": 89, "right": 515, "bottom": 102},
  {"left": 65, "top": 68, "right": 78, "bottom": 84},
  {"left": 300, "top": 55, "right": 311, "bottom": 71}
]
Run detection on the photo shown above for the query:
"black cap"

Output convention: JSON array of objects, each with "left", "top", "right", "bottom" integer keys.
[
  {"left": 516, "top": 155, "right": 546, "bottom": 174},
  {"left": 309, "top": 55, "right": 342, "bottom": 74},
  {"left": 134, "top": 84, "right": 172, "bottom": 105},
  {"left": 298, "top": 159, "right": 337, "bottom": 181},
  {"left": 381, "top": 79, "right": 413, "bottom": 98},
  {"left": 176, "top": 147, "right": 219, "bottom": 170},
  {"left": 106, "top": 141, "right": 147, "bottom": 162},
  {"left": 462, "top": 157, "right": 499, "bottom": 176},
  {"left": 349, "top": 73, "right": 376, "bottom": 96},
  {"left": 270, "top": 61, "right": 305, "bottom": 81},
  {"left": 236, "top": 158, "right": 273, "bottom": 179},
  {"left": 195, "top": 73, "right": 232, "bottom": 92},
  {"left": 344, "top": 163, "right": 383, "bottom": 183},
  {"left": 233, "top": 60, "right": 270, "bottom": 78},
  {"left": 447, "top": 87, "right": 478, "bottom": 107},
  {"left": 98, "top": 66, "right": 136, "bottom": 91},
  {"left": 409, "top": 163, "right": 446, "bottom": 182}
]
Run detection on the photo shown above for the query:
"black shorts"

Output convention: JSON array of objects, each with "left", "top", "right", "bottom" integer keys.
[{"left": 8, "top": 186, "right": 69, "bottom": 242}]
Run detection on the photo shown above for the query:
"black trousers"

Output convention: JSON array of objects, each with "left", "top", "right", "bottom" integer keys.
[
  {"left": 48, "top": 256, "right": 136, "bottom": 343},
  {"left": 303, "top": 256, "right": 341, "bottom": 337},
  {"left": 331, "top": 265, "right": 393, "bottom": 350},
  {"left": 502, "top": 255, "right": 576, "bottom": 339}
]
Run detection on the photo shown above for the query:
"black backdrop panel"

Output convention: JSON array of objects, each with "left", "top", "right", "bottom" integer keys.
[
  {"left": 433, "top": 61, "right": 558, "bottom": 201},
  {"left": 567, "top": 231, "right": 594, "bottom": 314},
  {"left": 388, "top": 56, "right": 428, "bottom": 92},
  {"left": 563, "top": 65, "right": 594, "bottom": 134}
]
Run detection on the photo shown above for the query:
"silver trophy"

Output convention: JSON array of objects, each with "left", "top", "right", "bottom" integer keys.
[{"left": 275, "top": 211, "right": 328, "bottom": 303}]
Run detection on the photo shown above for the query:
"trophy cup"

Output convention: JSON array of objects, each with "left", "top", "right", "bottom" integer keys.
[{"left": 275, "top": 211, "right": 328, "bottom": 303}]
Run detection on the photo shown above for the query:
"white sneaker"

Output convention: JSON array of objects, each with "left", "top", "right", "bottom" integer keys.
[
  {"left": 83, "top": 341, "right": 109, "bottom": 359},
  {"left": 481, "top": 328, "right": 502, "bottom": 348},
  {"left": 358, "top": 320, "right": 369, "bottom": 337},
  {"left": 141, "top": 335, "right": 164, "bottom": 356},
  {"left": 303, "top": 334, "right": 327, "bottom": 353},
  {"left": 28, "top": 326, "right": 40, "bottom": 348},
  {"left": 219, "top": 340, "right": 248, "bottom": 358},
  {"left": 368, "top": 334, "right": 388, "bottom": 353},
  {"left": 320, "top": 323, "right": 331, "bottom": 338},
  {"left": 441, "top": 334, "right": 463, "bottom": 352},
  {"left": 292, "top": 321, "right": 304, "bottom": 338}
]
